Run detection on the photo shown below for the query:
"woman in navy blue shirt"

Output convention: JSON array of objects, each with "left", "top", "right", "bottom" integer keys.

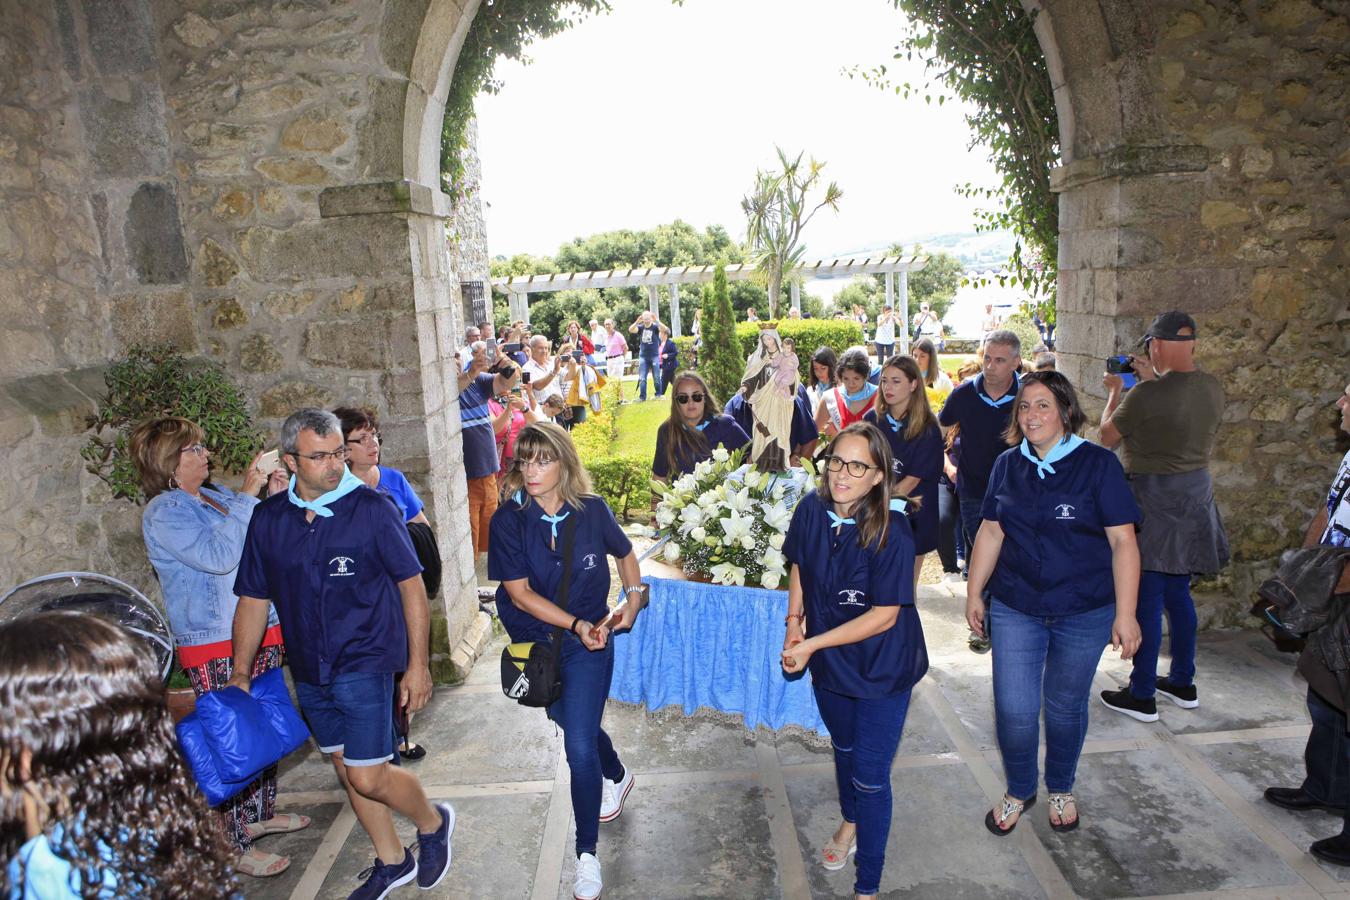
[
  {"left": 863, "top": 355, "right": 943, "bottom": 593},
  {"left": 781, "top": 422, "right": 928, "bottom": 900},
  {"left": 651, "top": 371, "right": 751, "bottom": 481},
  {"left": 965, "top": 372, "right": 1141, "bottom": 835},
  {"left": 487, "top": 423, "right": 643, "bottom": 900}
]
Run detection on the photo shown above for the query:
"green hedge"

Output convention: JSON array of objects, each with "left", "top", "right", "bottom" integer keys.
[
  {"left": 674, "top": 319, "right": 865, "bottom": 387},
  {"left": 571, "top": 381, "right": 652, "bottom": 519}
]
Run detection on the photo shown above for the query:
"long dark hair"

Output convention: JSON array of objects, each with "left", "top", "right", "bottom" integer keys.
[
  {"left": 817, "top": 422, "right": 896, "bottom": 550},
  {"left": 878, "top": 356, "right": 937, "bottom": 441},
  {"left": 912, "top": 337, "right": 941, "bottom": 386},
  {"left": 0, "top": 613, "right": 236, "bottom": 897},
  {"left": 809, "top": 346, "right": 838, "bottom": 388},
  {"left": 659, "top": 371, "right": 722, "bottom": 478}
]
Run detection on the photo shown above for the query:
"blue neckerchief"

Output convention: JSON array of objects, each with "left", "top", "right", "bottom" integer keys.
[
  {"left": 889, "top": 497, "right": 909, "bottom": 513},
  {"left": 540, "top": 509, "right": 571, "bottom": 542},
  {"left": 1019, "top": 434, "right": 1085, "bottom": 479},
  {"left": 513, "top": 489, "right": 525, "bottom": 505},
  {"left": 690, "top": 419, "right": 711, "bottom": 432},
  {"left": 884, "top": 413, "right": 905, "bottom": 433},
  {"left": 974, "top": 372, "right": 1018, "bottom": 408},
  {"left": 287, "top": 467, "right": 363, "bottom": 518},
  {"left": 844, "top": 382, "right": 878, "bottom": 404},
  {"left": 827, "top": 510, "right": 855, "bottom": 531}
]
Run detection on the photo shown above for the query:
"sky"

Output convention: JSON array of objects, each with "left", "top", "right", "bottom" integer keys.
[{"left": 474, "top": 0, "right": 1005, "bottom": 263}]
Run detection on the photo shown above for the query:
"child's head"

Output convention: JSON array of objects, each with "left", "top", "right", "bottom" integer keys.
[
  {"left": 781, "top": 338, "right": 796, "bottom": 355},
  {"left": 0, "top": 612, "right": 234, "bottom": 896}
]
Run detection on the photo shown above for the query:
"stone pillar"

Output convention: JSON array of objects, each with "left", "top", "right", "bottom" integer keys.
[
  {"left": 790, "top": 280, "right": 801, "bottom": 314},
  {"left": 670, "top": 284, "right": 682, "bottom": 337},
  {"left": 896, "top": 271, "right": 909, "bottom": 356},
  {"left": 646, "top": 284, "right": 660, "bottom": 317}
]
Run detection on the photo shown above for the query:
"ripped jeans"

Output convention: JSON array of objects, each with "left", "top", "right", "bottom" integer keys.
[{"left": 813, "top": 685, "right": 912, "bottom": 896}]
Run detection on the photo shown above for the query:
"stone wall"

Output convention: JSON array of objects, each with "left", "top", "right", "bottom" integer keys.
[
  {"left": 448, "top": 116, "right": 492, "bottom": 332},
  {"left": 0, "top": 0, "right": 483, "bottom": 667},
  {"left": 1041, "top": 0, "right": 1349, "bottom": 620}
]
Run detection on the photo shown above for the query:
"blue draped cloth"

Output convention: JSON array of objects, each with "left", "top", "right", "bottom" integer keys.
[{"left": 609, "top": 576, "right": 826, "bottom": 735}]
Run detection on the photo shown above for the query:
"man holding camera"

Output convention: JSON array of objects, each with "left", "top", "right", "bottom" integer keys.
[
  {"left": 1098, "top": 311, "right": 1228, "bottom": 722},
  {"left": 458, "top": 343, "right": 520, "bottom": 558}
]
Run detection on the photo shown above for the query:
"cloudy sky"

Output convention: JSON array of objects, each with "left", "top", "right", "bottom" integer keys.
[{"left": 474, "top": 0, "right": 1003, "bottom": 262}]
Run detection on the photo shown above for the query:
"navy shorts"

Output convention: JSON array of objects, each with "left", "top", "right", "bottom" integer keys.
[{"left": 293, "top": 671, "right": 397, "bottom": 767}]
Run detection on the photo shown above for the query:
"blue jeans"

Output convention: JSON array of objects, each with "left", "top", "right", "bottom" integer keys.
[
  {"left": 1302, "top": 688, "right": 1350, "bottom": 832},
  {"left": 294, "top": 672, "right": 398, "bottom": 767},
  {"left": 813, "top": 685, "right": 912, "bottom": 896},
  {"left": 990, "top": 599, "right": 1114, "bottom": 799},
  {"left": 546, "top": 637, "right": 624, "bottom": 857},
  {"left": 875, "top": 343, "right": 894, "bottom": 363},
  {"left": 636, "top": 356, "right": 658, "bottom": 400},
  {"left": 1128, "top": 571, "right": 1197, "bottom": 698}
]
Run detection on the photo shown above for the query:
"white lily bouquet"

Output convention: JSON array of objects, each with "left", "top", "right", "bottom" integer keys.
[{"left": 650, "top": 448, "right": 811, "bottom": 590}]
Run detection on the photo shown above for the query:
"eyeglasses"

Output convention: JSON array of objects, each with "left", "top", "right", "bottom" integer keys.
[
  {"left": 294, "top": 447, "right": 350, "bottom": 463},
  {"left": 675, "top": 393, "right": 705, "bottom": 405},
  {"left": 346, "top": 433, "right": 381, "bottom": 447},
  {"left": 824, "top": 456, "right": 878, "bottom": 478},
  {"left": 180, "top": 444, "right": 207, "bottom": 457},
  {"left": 514, "top": 457, "right": 558, "bottom": 471}
]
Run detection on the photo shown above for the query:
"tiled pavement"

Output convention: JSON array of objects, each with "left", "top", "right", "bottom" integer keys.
[{"left": 245, "top": 581, "right": 1350, "bottom": 900}]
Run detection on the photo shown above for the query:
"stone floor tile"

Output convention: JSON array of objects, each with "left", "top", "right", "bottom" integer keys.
[
  {"left": 411, "top": 689, "right": 562, "bottom": 785},
  {"left": 785, "top": 766, "right": 1047, "bottom": 899},
  {"left": 597, "top": 700, "right": 761, "bottom": 773},
  {"left": 238, "top": 802, "right": 344, "bottom": 900},
  {"left": 1037, "top": 747, "right": 1301, "bottom": 897},
  {"left": 553, "top": 778, "right": 780, "bottom": 899}
]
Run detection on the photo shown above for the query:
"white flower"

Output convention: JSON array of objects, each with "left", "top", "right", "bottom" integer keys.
[
  {"left": 710, "top": 562, "right": 746, "bottom": 586},
  {"left": 726, "top": 487, "right": 753, "bottom": 513},
  {"left": 694, "top": 459, "right": 714, "bottom": 478},
  {"left": 721, "top": 514, "right": 752, "bottom": 543},
  {"left": 655, "top": 506, "right": 678, "bottom": 528},
  {"left": 760, "top": 570, "right": 782, "bottom": 590},
  {"left": 762, "top": 547, "right": 786, "bottom": 573},
  {"left": 680, "top": 505, "right": 705, "bottom": 527},
  {"left": 690, "top": 526, "right": 707, "bottom": 542},
  {"left": 675, "top": 474, "right": 698, "bottom": 493},
  {"left": 743, "top": 469, "right": 762, "bottom": 489},
  {"left": 663, "top": 541, "right": 681, "bottom": 563},
  {"left": 698, "top": 490, "right": 720, "bottom": 509},
  {"left": 762, "top": 502, "right": 792, "bottom": 532},
  {"left": 740, "top": 535, "right": 756, "bottom": 550},
  {"left": 768, "top": 532, "right": 785, "bottom": 550},
  {"left": 772, "top": 485, "right": 786, "bottom": 500},
  {"left": 711, "top": 447, "right": 731, "bottom": 463}
]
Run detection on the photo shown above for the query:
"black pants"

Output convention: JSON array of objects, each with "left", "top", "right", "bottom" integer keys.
[{"left": 937, "top": 484, "right": 962, "bottom": 573}]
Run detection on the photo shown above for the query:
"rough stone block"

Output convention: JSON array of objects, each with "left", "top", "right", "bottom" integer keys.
[
  {"left": 78, "top": 83, "right": 170, "bottom": 177},
  {"left": 280, "top": 107, "right": 350, "bottom": 152},
  {"left": 196, "top": 238, "right": 239, "bottom": 287},
  {"left": 259, "top": 380, "right": 333, "bottom": 420},
  {"left": 379, "top": 0, "right": 432, "bottom": 73},
  {"left": 305, "top": 318, "right": 394, "bottom": 370},
  {"left": 124, "top": 183, "right": 188, "bottom": 285},
  {"left": 1200, "top": 200, "right": 1252, "bottom": 228},
  {"left": 357, "top": 77, "right": 408, "bottom": 180},
  {"left": 239, "top": 333, "right": 283, "bottom": 373},
  {"left": 212, "top": 190, "right": 253, "bottom": 221},
  {"left": 1115, "top": 267, "right": 1248, "bottom": 315},
  {"left": 110, "top": 289, "right": 197, "bottom": 351},
  {"left": 211, "top": 297, "right": 247, "bottom": 329},
  {"left": 261, "top": 289, "right": 317, "bottom": 319},
  {"left": 239, "top": 217, "right": 410, "bottom": 282},
  {"left": 83, "top": 0, "right": 157, "bottom": 75},
  {"left": 1251, "top": 268, "right": 1309, "bottom": 319},
  {"left": 254, "top": 157, "right": 331, "bottom": 185},
  {"left": 172, "top": 12, "right": 221, "bottom": 48},
  {"left": 53, "top": 0, "right": 81, "bottom": 76}
]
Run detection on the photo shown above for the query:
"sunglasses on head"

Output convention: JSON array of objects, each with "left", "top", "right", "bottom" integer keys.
[{"left": 676, "top": 392, "right": 705, "bottom": 404}]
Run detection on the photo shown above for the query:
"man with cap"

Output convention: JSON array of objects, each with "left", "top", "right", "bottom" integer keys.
[{"left": 1097, "top": 311, "right": 1229, "bottom": 722}]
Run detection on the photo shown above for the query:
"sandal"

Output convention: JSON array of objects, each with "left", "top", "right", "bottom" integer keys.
[
  {"left": 399, "top": 741, "right": 427, "bottom": 761},
  {"left": 821, "top": 834, "right": 857, "bottom": 871},
  {"left": 1048, "top": 793, "right": 1079, "bottom": 832},
  {"left": 244, "top": 813, "right": 310, "bottom": 840},
  {"left": 235, "top": 848, "right": 291, "bottom": 878},
  {"left": 984, "top": 793, "right": 1036, "bottom": 837}
]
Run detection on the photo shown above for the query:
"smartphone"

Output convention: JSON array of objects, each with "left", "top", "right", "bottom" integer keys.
[
  {"left": 571, "top": 350, "right": 585, "bottom": 362},
  {"left": 256, "top": 449, "right": 281, "bottom": 475},
  {"left": 1106, "top": 355, "right": 1137, "bottom": 391},
  {"left": 509, "top": 385, "right": 522, "bottom": 398},
  {"left": 521, "top": 369, "right": 532, "bottom": 385},
  {"left": 501, "top": 342, "right": 523, "bottom": 355},
  {"left": 485, "top": 337, "right": 498, "bottom": 361}
]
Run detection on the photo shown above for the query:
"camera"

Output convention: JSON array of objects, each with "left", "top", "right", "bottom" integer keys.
[{"left": 1105, "top": 355, "right": 1134, "bottom": 374}]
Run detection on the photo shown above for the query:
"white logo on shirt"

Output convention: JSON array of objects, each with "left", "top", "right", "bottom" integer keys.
[
  {"left": 329, "top": 556, "right": 355, "bottom": 577},
  {"left": 1055, "top": 504, "right": 1076, "bottom": 520},
  {"left": 583, "top": 553, "right": 598, "bottom": 570},
  {"left": 837, "top": 589, "right": 867, "bottom": 607}
]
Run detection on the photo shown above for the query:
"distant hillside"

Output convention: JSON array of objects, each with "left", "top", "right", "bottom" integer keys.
[{"left": 827, "top": 230, "right": 1016, "bottom": 270}]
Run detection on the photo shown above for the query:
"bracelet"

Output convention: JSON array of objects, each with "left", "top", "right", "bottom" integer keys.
[
  {"left": 569, "top": 616, "right": 581, "bottom": 635},
  {"left": 622, "top": 585, "right": 643, "bottom": 596},
  {"left": 785, "top": 613, "right": 805, "bottom": 625}
]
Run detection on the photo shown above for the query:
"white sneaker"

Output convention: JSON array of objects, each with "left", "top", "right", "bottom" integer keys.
[
  {"left": 574, "top": 853, "right": 602, "bottom": 900},
  {"left": 943, "top": 572, "right": 966, "bottom": 584},
  {"left": 599, "top": 767, "right": 634, "bottom": 823}
]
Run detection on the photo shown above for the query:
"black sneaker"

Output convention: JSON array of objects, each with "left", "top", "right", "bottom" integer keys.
[
  {"left": 1100, "top": 687, "right": 1159, "bottom": 722},
  {"left": 1155, "top": 678, "right": 1199, "bottom": 709}
]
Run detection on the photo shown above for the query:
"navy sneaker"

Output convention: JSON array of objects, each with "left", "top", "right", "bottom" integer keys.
[
  {"left": 350, "top": 848, "right": 417, "bottom": 900},
  {"left": 417, "top": 802, "right": 456, "bottom": 890}
]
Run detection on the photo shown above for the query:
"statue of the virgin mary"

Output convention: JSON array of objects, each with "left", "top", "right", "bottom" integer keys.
[{"left": 739, "top": 322, "right": 799, "bottom": 472}]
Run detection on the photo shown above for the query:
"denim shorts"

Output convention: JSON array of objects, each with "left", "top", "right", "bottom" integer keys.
[{"left": 293, "top": 671, "right": 397, "bottom": 767}]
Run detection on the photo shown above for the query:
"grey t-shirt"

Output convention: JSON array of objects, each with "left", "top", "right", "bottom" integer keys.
[{"left": 1112, "top": 369, "right": 1224, "bottom": 475}]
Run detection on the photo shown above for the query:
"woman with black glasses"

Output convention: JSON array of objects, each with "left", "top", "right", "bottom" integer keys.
[
  {"left": 651, "top": 371, "right": 750, "bottom": 482},
  {"left": 781, "top": 421, "right": 928, "bottom": 900}
]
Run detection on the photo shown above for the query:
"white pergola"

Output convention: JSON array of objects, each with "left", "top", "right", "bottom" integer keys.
[{"left": 490, "top": 255, "right": 926, "bottom": 349}]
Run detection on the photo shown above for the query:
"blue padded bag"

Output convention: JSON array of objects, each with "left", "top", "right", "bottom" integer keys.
[{"left": 175, "top": 668, "right": 310, "bottom": 806}]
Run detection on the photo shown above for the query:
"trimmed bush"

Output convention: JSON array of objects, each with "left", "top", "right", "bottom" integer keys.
[{"left": 571, "top": 381, "right": 652, "bottom": 518}]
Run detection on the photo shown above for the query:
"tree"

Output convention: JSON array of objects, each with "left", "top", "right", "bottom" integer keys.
[
  {"left": 741, "top": 148, "right": 842, "bottom": 319},
  {"left": 699, "top": 265, "right": 742, "bottom": 406}
]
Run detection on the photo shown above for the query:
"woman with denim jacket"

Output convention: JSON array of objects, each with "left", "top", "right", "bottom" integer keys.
[{"left": 132, "top": 416, "right": 308, "bottom": 879}]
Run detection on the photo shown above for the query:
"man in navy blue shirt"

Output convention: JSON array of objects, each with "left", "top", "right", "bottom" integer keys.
[
  {"left": 938, "top": 330, "right": 1022, "bottom": 650},
  {"left": 229, "top": 409, "right": 454, "bottom": 897},
  {"left": 628, "top": 310, "right": 665, "bottom": 402}
]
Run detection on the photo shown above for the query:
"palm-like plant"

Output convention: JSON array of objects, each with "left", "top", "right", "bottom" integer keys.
[{"left": 741, "top": 147, "right": 843, "bottom": 318}]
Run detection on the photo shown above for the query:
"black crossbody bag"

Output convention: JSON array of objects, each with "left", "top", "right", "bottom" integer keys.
[{"left": 500, "top": 514, "right": 577, "bottom": 707}]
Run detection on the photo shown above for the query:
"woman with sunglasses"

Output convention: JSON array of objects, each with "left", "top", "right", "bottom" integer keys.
[
  {"left": 488, "top": 423, "right": 644, "bottom": 900},
  {"left": 966, "top": 371, "right": 1141, "bottom": 835},
  {"left": 651, "top": 371, "right": 751, "bottom": 483},
  {"left": 781, "top": 422, "right": 928, "bottom": 900},
  {"left": 131, "top": 417, "right": 305, "bottom": 879},
  {"left": 864, "top": 356, "right": 943, "bottom": 592}
]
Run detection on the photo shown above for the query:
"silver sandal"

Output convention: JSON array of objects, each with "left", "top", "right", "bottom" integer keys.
[
  {"left": 985, "top": 793, "right": 1035, "bottom": 836},
  {"left": 1048, "top": 792, "right": 1079, "bottom": 832}
]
